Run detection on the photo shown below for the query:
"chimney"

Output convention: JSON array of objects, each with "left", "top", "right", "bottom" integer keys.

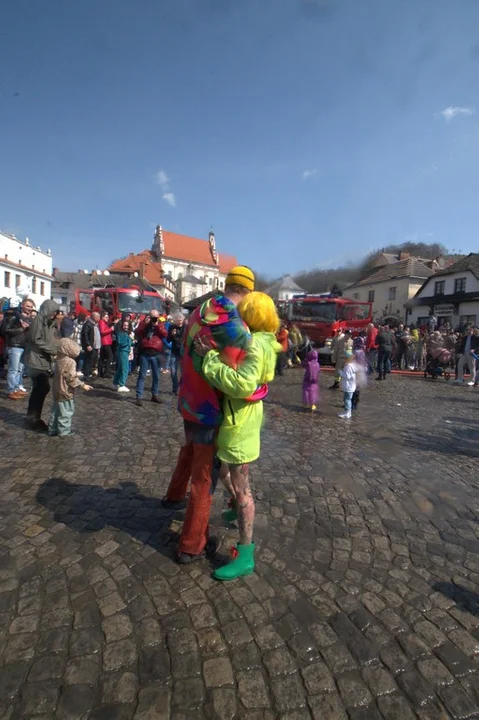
[
  {"left": 399, "top": 252, "right": 410, "bottom": 260},
  {"left": 139, "top": 262, "right": 145, "bottom": 279}
]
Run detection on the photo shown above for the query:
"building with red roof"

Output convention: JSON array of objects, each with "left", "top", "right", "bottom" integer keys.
[{"left": 109, "top": 226, "right": 238, "bottom": 303}]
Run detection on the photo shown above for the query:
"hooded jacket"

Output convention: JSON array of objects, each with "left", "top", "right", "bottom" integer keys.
[
  {"left": 302, "top": 349, "right": 320, "bottom": 387},
  {"left": 23, "top": 299, "right": 60, "bottom": 372},
  {"left": 52, "top": 338, "right": 85, "bottom": 401},
  {"left": 179, "top": 293, "right": 251, "bottom": 426},
  {"left": 201, "top": 331, "right": 280, "bottom": 463}
]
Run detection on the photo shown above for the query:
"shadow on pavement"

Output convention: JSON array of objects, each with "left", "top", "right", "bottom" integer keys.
[
  {"left": 0, "top": 403, "right": 28, "bottom": 427},
  {"left": 36, "top": 477, "right": 189, "bottom": 564},
  {"left": 433, "top": 580, "right": 479, "bottom": 615}
]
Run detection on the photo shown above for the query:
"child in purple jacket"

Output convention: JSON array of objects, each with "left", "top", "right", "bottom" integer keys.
[{"left": 302, "top": 349, "right": 320, "bottom": 411}]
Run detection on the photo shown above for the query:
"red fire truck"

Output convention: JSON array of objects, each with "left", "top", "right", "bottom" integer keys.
[
  {"left": 282, "top": 293, "right": 373, "bottom": 361},
  {"left": 74, "top": 286, "right": 167, "bottom": 319}
]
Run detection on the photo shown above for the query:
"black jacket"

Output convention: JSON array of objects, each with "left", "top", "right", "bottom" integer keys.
[
  {"left": 377, "top": 330, "right": 394, "bottom": 351},
  {"left": 80, "top": 319, "right": 95, "bottom": 351},
  {"left": 167, "top": 323, "right": 185, "bottom": 357},
  {"left": 3, "top": 310, "right": 31, "bottom": 349}
]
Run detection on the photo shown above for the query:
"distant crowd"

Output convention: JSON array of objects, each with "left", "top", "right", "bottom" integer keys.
[{"left": 0, "top": 298, "right": 185, "bottom": 436}]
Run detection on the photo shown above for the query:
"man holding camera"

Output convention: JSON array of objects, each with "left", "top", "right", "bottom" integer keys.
[{"left": 135, "top": 309, "right": 167, "bottom": 406}]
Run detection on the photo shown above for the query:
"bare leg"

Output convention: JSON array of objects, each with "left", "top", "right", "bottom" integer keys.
[
  {"left": 229, "top": 463, "right": 255, "bottom": 545},
  {"left": 220, "top": 462, "right": 235, "bottom": 498}
]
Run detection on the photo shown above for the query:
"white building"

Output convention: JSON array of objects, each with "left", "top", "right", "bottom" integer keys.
[
  {"left": 0, "top": 231, "right": 53, "bottom": 308},
  {"left": 406, "top": 253, "right": 479, "bottom": 329},
  {"left": 266, "top": 275, "right": 306, "bottom": 302},
  {"left": 109, "top": 226, "right": 238, "bottom": 304},
  {"left": 345, "top": 257, "right": 434, "bottom": 322}
]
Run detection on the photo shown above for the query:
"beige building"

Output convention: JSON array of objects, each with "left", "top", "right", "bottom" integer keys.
[
  {"left": 109, "top": 226, "right": 238, "bottom": 305},
  {"left": 345, "top": 257, "right": 434, "bottom": 322}
]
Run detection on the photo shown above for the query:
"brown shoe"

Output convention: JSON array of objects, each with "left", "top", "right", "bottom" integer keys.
[
  {"left": 151, "top": 395, "right": 162, "bottom": 404},
  {"left": 8, "top": 392, "right": 23, "bottom": 400}
]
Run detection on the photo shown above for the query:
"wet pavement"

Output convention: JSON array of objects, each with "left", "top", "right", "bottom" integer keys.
[{"left": 0, "top": 369, "right": 478, "bottom": 719}]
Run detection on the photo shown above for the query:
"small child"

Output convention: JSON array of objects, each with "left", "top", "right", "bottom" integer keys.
[
  {"left": 338, "top": 350, "right": 357, "bottom": 419},
  {"left": 48, "top": 338, "right": 92, "bottom": 437},
  {"left": 352, "top": 337, "right": 368, "bottom": 410},
  {"left": 113, "top": 319, "right": 133, "bottom": 393},
  {"left": 302, "top": 349, "right": 320, "bottom": 411}
]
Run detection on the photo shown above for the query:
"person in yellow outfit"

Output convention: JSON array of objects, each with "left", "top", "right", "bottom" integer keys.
[{"left": 194, "top": 292, "right": 281, "bottom": 581}]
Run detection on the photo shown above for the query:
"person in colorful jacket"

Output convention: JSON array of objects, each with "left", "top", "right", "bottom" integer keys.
[
  {"left": 162, "top": 266, "right": 255, "bottom": 564},
  {"left": 194, "top": 292, "right": 281, "bottom": 580}
]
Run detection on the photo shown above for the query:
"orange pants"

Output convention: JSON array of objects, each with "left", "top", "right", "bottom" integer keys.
[{"left": 166, "top": 421, "right": 219, "bottom": 556}]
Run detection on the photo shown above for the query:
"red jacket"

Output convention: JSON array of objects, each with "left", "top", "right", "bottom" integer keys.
[
  {"left": 277, "top": 328, "right": 289, "bottom": 353},
  {"left": 135, "top": 319, "right": 167, "bottom": 354},
  {"left": 99, "top": 319, "right": 114, "bottom": 347},
  {"left": 366, "top": 327, "right": 378, "bottom": 352}
]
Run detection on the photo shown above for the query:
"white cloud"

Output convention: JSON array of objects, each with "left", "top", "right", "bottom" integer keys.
[
  {"left": 155, "top": 170, "right": 170, "bottom": 188},
  {"left": 439, "top": 106, "right": 475, "bottom": 123},
  {"left": 155, "top": 169, "right": 177, "bottom": 207},
  {"left": 302, "top": 168, "right": 317, "bottom": 180},
  {"left": 162, "top": 192, "right": 176, "bottom": 207}
]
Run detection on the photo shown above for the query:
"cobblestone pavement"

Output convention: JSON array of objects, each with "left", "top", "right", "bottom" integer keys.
[{"left": 0, "top": 369, "right": 478, "bottom": 720}]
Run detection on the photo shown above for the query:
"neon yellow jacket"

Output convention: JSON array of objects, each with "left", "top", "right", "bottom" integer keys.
[{"left": 201, "top": 331, "right": 280, "bottom": 464}]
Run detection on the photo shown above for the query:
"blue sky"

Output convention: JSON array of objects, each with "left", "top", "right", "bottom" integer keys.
[{"left": 1, "top": 0, "right": 479, "bottom": 277}]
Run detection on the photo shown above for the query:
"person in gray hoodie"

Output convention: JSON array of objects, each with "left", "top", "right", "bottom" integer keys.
[{"left": 23, "top": 299, "right": 60, "bottom": 431}]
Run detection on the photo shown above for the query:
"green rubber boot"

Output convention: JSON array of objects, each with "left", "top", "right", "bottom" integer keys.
[
  {"left": 213, "top": 543, "right": 255, "bottom": 581},
  {"left": 222, "top": 498, "right": 238, "bottom": 523}
]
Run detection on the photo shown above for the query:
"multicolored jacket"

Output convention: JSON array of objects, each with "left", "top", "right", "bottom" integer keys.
[{"left": 179, "top": 294, "right": 251, "bottom": 426}]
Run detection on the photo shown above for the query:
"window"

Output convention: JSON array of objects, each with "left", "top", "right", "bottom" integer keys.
[
  {"left": 208, "top": 277, "right": 212, "bottom": 286},
  {"left": 78, "top": 292, "right": 92, "bottom": 310},
  {"left": 219, "top": 280, "right": 224, "bottom": 290},
  {"left": 31, "top": 277, "right": 37, "bottom": 293},
  {"left": 388, "top": 286, "right": 397, "bottom": 300},
  {"left": 341, "top": 303, "right": 372, "bottom": 321},
  {"left": 353, "top": 292, "right": 359, "bottom": 300},
  {"left": 4, "top": 271, "right": 11, "bottom": 288},
  {"left": 368, "top": 290, "right": 375, "bottom": 303},
  {"left": 15, "top": 274, "right": 21, "bottom": 289},
  {"left": 454, "top": 277, "right": 467, "bottom": 293},
  {"left": 40, "top": 282, "right": 45, "bottom": 296},
  {"left": 459, "top": 314, "right": 476, "bottom": 328},
  {"left": 290, "top": 300, "right": 337, "bottom": 323},
  {"left": 434, "top": 280, "right": 445, "bottom": 295}
]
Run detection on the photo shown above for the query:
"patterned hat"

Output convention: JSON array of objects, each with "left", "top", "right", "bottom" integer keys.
[{"left": 225, "top": 266, "right": 255, "bottom": 292}]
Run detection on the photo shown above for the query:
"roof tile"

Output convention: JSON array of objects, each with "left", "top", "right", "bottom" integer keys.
[{"left": 350, "top": 258, "right": 434, "bottom": 287}]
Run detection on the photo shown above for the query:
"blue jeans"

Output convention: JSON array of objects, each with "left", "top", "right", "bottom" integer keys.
[
  {"left": 136, "top": 354, "right": 160, "bottom": 398},
  {"left": 171, "top": 354, "right": 180, "bottom": 393},
  {"left": 7, "top": 347, "right": 24, "bottom": 393},
  {"left": 162, "top": 348, "right": 171, "bottom": 371},
  {"left": 343, "top": 391, "right": 353, "bottom": 413}
]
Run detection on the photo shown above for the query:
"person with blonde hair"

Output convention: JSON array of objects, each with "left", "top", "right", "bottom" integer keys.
[{"left": 194, "top": 291, "right": 280, "bottom": 580}]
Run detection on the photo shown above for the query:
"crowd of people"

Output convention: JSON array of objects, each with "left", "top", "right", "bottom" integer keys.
[
  {"left": 1, "top": 280, "right": 478, "bottom": 580},
  {"left": 362, "top": 322, "right": 479, "bottom": 385}
]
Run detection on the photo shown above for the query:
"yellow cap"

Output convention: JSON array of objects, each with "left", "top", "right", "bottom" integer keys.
[{"left": 225, "top": 266, "right": 255, "bottom": 293}]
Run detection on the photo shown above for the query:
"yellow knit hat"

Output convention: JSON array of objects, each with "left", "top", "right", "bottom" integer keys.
[{"left": 225, "top": 266, "right": 255, "bottom": 292}]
